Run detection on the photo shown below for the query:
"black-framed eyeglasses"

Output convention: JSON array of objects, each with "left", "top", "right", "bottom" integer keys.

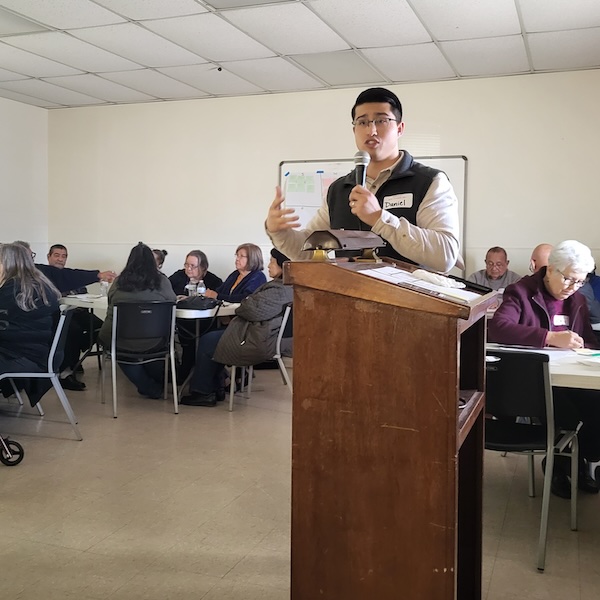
[
  {"left": 31, "top": 252, "right": 36, "bottom": 259},
  {"left": 352, "top": 117, "right": 397, "bottom": 130},
  {"left": 557, "top": 269, "right": 587, "bottom": 288}
]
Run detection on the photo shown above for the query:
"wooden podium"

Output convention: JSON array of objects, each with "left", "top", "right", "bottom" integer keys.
[{"left": 284, "top": 261, "right": 496, "bottom": 600}]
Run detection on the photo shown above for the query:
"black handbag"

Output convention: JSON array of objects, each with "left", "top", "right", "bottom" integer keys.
[{"left": 177, "top": 296, "right": 220, "bottom": 310}]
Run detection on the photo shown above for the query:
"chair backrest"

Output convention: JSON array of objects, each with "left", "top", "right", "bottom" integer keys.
[
  {"left": 49, "top": 305, "right": 76, "bottom": 374},
  {"left": 281, "top": 303, "right": 293, "bottom": 339},
  {"left": 275, "top": 304, "right": 292, "bottom": 356},
  {"left": 485, "top": 349, "right": 554, "bottom": 422},
  {"left": 112, "top": 302, "right": 176, "bottom": 349}
]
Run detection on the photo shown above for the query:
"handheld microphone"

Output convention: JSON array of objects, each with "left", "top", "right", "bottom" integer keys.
[{"left": 354, "top": 150, "right": 370, "bottom": 187}]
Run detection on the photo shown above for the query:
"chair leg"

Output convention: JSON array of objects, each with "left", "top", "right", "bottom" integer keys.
[
  {"left": 100, "top": 355, "right": 106, "bottom": 404},
  {"left": 570, "top": 438, "right": 579, "bottom": 531},
  {"left": 111, "top": 355, "right": 118, "bottom": 418},
  {"left": 51, "top": 375, "right": 83, "bottom": 441},
  {"left": 247, "top": 366, "right": 253, "bottom": 397},
  {"left": 537, "top": 450, "right": 554, "bottom": 571},
  {"left": 10, "top": 379, "right": 45, "bottom": 415},
  {"left": 170, "top": 349, "right": 179, "bottom": 414},
  {"left": 528, "top": 454, "right": 535, "bottom": 497},
  {"left": 229, "top": 365, "right": 236, "bottom": 412},
  {"left": 163, "top": 357, "right": 168, "bottom": 400},
  {"left": 276, "top": 357, "right": 293, "bottom": 393}
]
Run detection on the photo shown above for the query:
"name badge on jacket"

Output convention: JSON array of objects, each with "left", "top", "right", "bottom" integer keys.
[
  {"left": 383, "top": 193, "right": 413, "bottom": 210},
  {"left": 553, "top": 314, "right": 569, "bottom": 327}
]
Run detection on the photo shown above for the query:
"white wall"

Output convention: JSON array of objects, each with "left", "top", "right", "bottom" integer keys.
[
  {"left": 48, "top": 70, "right": 600, "bottom": 280},
  {"left": 0, "top": 97, "right": 48, "bottom": 258}
]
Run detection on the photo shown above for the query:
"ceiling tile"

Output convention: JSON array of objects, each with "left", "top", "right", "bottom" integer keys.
[
  {"left": 441, "top": 36, "right": 530, "bottom": 77},
  {"left": 528, "top": 28, "right": 600, "bottom": 71},
  {"left": 101, "top": 68, "right": 208, "bottom": 99},
  {"left": 520, "top": 0, "right": 600, "bottom": 32},
  {"left": 224, "top": 4, "right": 349, "bottom": 54},
  {"left": 158, "top": 64, "right": 263, "bottom": 96},
  {"left": 291, "top": 50, "right": 384, "bottom": 85},
  {"left": 4, "top": 31, "right": 142, "bottom": 72},
  {"left": 307, "top": 0, "right": 431, "bottom": 48},
  {"left": 409, "top": 0, "right": 520, "bottom": 40},
  {"left": 0, "top": 66, "right": 27, "bottom": 81},
  {"left": 205, "top": 0, "right": 296, "bottom": 7},
  {"left": 362, "top": 44, "right": 456, "bottom": 82},
  {"left": 0, "top": 6, "right": 48, "bottom": 34},
  {"left": 0, "top": 42, "right": 82, "bottom": 77},
  {"left": 0, "top": 86, "right": 62, "bottom": 107},
  {"left": 72, "top": 23, "right": 205, "bottom": 68},
  {"left": 93, "top": 0, "right": 208, "bottom": 20},
  {"left": 0, "top": 78, "right": 106, "bottom": 105},
  {"left": 143, "top": 13, "right": 275, "bottom": 62},
  {"left": 43, "top": 73, "right": 157, "bottom": 103},
  {"left": 222, "top": 57, "right": 325, "bottom": 91},
  {"left": 0, "top": 0, "right": 126, "bottom": 29}
]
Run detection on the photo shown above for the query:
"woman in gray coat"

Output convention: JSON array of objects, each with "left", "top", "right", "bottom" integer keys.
[{"left": 181, "top": 249, "right": 293, "bottom": 407}]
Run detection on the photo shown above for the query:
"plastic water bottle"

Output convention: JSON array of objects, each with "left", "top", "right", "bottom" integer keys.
[
  {"left": 100, "top": 280, "right": 109, "bottom": 297},
  {"left": 197, "top": 279, "right": 206, "bottom": 297},
  {"left": 185, "top": 279, "right": 198, "bottom": 296}
]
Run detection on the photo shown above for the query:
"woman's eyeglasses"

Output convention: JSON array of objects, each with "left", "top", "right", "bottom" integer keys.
[{"left": 557, "top": 269, "right": 587, "bottom": 288}]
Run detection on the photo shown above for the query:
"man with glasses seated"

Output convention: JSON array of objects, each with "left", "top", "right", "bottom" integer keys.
[
  {"left": 468, "top": 246, "right": 521, "bottom": 291},
  {"left": 489, "top": 240, "right": 600, "bottom": 498},
  {"left": 266, "top": 87, "right": 460, "bottom": 273}
]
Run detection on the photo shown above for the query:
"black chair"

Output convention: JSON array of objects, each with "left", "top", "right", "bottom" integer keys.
[
  {"left": 100, "top": 302, "right": 178, "bottom": 418},
  {"left": 0, "top": 305, "right": 82, "bottom": 440},
  {"left": 229, "top": 304, "right": 293, "bottom": 412},
  {"left": 485, "top": 348, "right": 580, "bottom": 571}
]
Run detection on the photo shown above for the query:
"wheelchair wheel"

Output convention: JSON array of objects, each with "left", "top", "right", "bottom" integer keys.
[{"left": 0, "top": 440, "right": 24, "bottom": 466}]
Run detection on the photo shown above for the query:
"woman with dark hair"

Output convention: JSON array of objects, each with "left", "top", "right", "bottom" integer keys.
[
  {"left": 168, "top": 249, "right": 222, "bottom": 297},
  {"left": 99, "top": 243, "right": 176, "bottom": 399},
  {"left": 152, "top": 249, "right": 168, "bottom": 270},
  {"left": 0, "top": 243, "right": 61, "bottom": 375},
  {"left": 204, "top": 243, "right": 266, "bottom": 303}
]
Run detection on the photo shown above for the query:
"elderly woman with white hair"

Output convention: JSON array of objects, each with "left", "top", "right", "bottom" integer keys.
[{"left": 489, "top": 240, "right": 600, "bottom": 499}]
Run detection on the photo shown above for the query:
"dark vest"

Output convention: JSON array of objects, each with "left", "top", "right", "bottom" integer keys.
[{"left": 327, "top": 151, "right": 441, "bottom": 262}]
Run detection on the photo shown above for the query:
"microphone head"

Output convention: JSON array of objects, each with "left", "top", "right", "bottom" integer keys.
[{"left": 354, "top": 150, "right": 370, "bottom": 167}]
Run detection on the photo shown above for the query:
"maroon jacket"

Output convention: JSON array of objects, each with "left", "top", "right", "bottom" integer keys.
[{"left": 488, "top": 267, "right": 598, "bottom": 349}]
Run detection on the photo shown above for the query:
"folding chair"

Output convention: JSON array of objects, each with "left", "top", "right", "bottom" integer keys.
[
  {"left": 229, "top": 304, "right": 293, "bottom": 411},
  {"left": 100, "top": 302, "right": 178, "bottom": 418},
  {"left": 485, "top": 349, "right": 580, "bottom": 571},
  {"left": 0, "top": 305, "right": 82, "bottom": 440}
]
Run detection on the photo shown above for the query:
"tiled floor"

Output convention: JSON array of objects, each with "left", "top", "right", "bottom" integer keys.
[{"left": 0, "top": 362, "right": 598, "bottom": 599}]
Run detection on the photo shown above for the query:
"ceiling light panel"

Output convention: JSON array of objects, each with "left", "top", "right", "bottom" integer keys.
[
  {"left": 0, "top": 78, "right": 104, "bottom": 105},
  {"left": 409, "top": 0, "right": 520, "bottom": 41},
  {"left": 158, "top": 63, "right": 263, "bottom": 95},
  {"left": 0, "top": 87, "right": 62, "bottom": 107},
  {"left": 0, "top": 6, "right": 48, "bottom": 34},
  {"left": 291, "top": 50, "right": 384, "bottom": 85},
  {"left": 143, "top": 13, "right": 274, "bottom": 62},
  {"left": 223, "top": 57, "right": 324, "bottom": 91},
  {"left": 101, "top": 69, "right": 207, "bottom": 99},
  {"left": 93, "top": 0, "right": 208, "bottom": 20},
  {"left": 307, "top": 0, "right": 431, "bottom": 48},
  {"left": 0, "top": 0, "right": 126, "bottom": 29},
  {"left": 519, "top": 0, "right": 600, "bottom": 32},
  {"left": 224, "top": 4, "right": 349, "bottom": 54},
  {"left": 72, "top": 23, "right": 205, "bottom": 68},
  {"left": 362, "top": 44, "right": 456, "bottom": 82},
  {"left": 441, "top": 36, "right": 530, "bottom": 77},
  {"left": 528, "top": 28, "right": 600, "bottom": 71},
  {"left": 0, "top": 42, "right": 82, "bottom": 77},
  {"left": 43, "top": 73, "right": 157, "bottom": 103},
  {"left": 5, "top": 32, "right": 142, "bottom": 72}
]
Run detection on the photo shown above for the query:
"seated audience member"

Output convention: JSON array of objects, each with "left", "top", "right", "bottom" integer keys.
[
  {"left": 168, "top": 250, "right": 222, "bottom": 297},
  {"left": 488, "top": 240, "right": 600, "bottom": 498},
  {"left": 181, "top": 249, "right": 293, "bottom": 407},
  {"left": 0, "top": 244, "right": 61, "bottom": 403},
  {"left": 153, "top": 249, "right": 168, "bottom": 270},
  {"left": 204, "top": 243, "right": 266, "bottom": 303},
  {"left": 580, "top": 269, "right": 600, "bottom": 331},
  {"left": 99, "top": 243, "right": 177, "bottom": 399},
  {"left": 529, "top": 243, "right": 553, "bottom": 274},
  {"left": 467, "top": 246, "right": 521, "bottom": 291},
  {"left": 44, "top": 243, "right": 116, "bottom": 390}
]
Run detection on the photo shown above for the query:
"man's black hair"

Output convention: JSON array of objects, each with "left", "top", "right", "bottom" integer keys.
[{"left": 351, "top": 87, "right": 403, "bottom": 122}]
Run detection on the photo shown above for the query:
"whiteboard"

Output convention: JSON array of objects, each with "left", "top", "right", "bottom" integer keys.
[{"left": 278, "top": 155, "right": 467, "bottom": 270}]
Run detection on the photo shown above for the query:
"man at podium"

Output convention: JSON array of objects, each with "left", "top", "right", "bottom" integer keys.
[{"left": 265, "top": 87, "right": 460, "bottom": 273}]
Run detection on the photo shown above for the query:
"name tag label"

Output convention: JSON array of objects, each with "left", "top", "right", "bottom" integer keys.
[
  {"left": 383, "top": 193, "right": 413, "bottom": 210},
  {"left": 553, "top": 314, "right": 569, "bottom": 327}
]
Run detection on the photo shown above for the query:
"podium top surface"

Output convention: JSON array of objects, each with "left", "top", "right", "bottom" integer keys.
[{"left": 285, "top": 260, "right": 496, "bottom": 320}]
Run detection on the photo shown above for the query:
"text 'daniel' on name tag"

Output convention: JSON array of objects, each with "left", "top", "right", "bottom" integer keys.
[{"left": 383, "top": 193, "right": 413, "bottom": 210}]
